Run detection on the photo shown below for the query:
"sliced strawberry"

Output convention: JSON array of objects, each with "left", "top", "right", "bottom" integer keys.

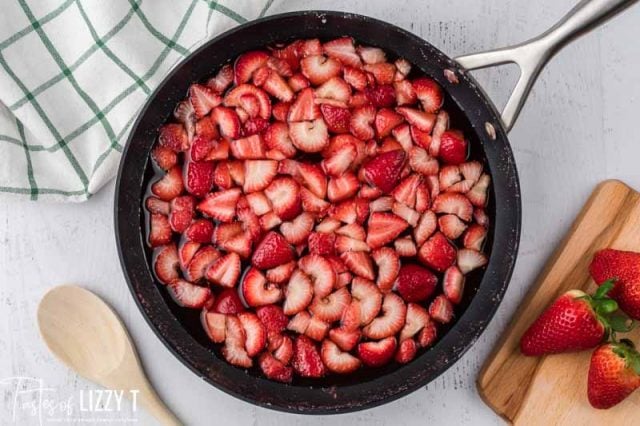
[
  {"left": 189, "top": 84, "right": 222, "bottom": 118},
  {"left": 329, "top": 327, "right": 361, "bottom": 351},
  {"left": 256, "top": 304, "right": 288, "bottom": 335},
  {"left": 220, "top": 231, "right": 252, "bottom": 258},
  {"left": 394, "top": 236, "right": 417, "bottom": 257},
  {"left": 263, "top": 122, "right": 296, "bottom": 158},
  {"left": 234, "top": 50, "right": 269, "bottom": 84},
  {"left": 474, "top": 208, "right": 490, "bottom": 228},
  {"left": 174, "top": 100, "right": 196, "bottom": 142},
  {"left": 391, "top": 174, "right": 421, "bottom": 208},
  {"left": 365, "top": 85, "right": 396, "bottom": 108},
  {"left": 153, "top": 244, "right": 179, "bottom": 284},
  {"left": 438, "top": 130, "right": 468, "bottom": 165},
  {"left": 395, "top": 264, "right": 437, "bottom": 303},
  {"left": 372, "top": 247, "right": 400, "bottom": 293},
  {"left": 321, "top": 339, "right": 361, "bottom": 374},
  {"left": 205, "top": 139, "right": 230, "bottom": 161},
  {"left": 299, "top": 254, "right": 336, "bottom": 298},
  {"left": 429, "top": 295, "right": 454, "bottom": 324},
  {"left": 395, "top": 338, "right": 418, "bottom": 364},
  {"left": 283, "top": 269, "right": 313, "bottom": 316},
  {"left": 229, "top": 134, "right": 264, "bottom": 160},
  {"left": 212, "top": 222, "right": 243, "bottom": 246},
  {"left": 457, "top": 248, "right": 488, "bottom": 274},
  {"left": 237, "top": 206, "right": 261, "bottom": 242},
  {"left": 320, "top": 104, "right": 351, "bottom": 134},
  {"left": 415, "top": 183, "right": 430, "bottom": 213},
  {"left": 364, "top": 63, "right": 396, "bottom": 85},
  {"left": 316, "top": 217, "right": 342, "bottom": 233},
  {"left": 374, "top": 108, "right": 404, "bottom": 138},
  {"left": 432, "top": 192, "right": 473, "bottom": 221},
  {"left": 327, "top": 172, "right": 360, "bottom": 203},
  {"left": 391, "top": 203, "right": 419, "bottom": 228},
  {"left": 149, "top": 213, "right": 172, "bottom": 247},
  {"left": 322, "top": 143, "right": 356, "bottom": 177},
  {"left": 288, "top": 73, "right": 310, "bottom": 92},
  {"left": 251, "top": 231, "right": 294, "bottom": 270},
  {"left": 196, "top": 188, "right": 241, "bottom": 222},
  {"left": 186, "top": 245, "right": 219, "bottom": 281},
  {"left": 357, "top": 336, "right": 397, "bottom": 367},
  {"left": 349, "top": 105, "right": 376, "bottom": 140},
  {"left": 206, "top": 252, "right": 241, "bottom": 288},
  {"left": 409, "top": 147, "right": 439, "bottom": 176},
  {"left": 210, "top": 106, "right": 241, "bottom": 139},
  {"left": 396, "top": 107, "right": 436, "bottom": 132},
  {"left": 240, "top": 160, "right": 276, "bottom": 193},
  {"left": 438, "top": 214, "right": 467, "bottom": 240},
  {"left": 441, "top": 265, "right": 464, "bottom": 304},
  {"left": 366, "top": 212, "right": 408, "bottom": 249},
  {"left": 417, "top": 321, "right": 438, "bottom": 347},
  {"left": 299, "top": 188, "right": 329, "bottom": 215},
  {"left": 369, "top": 196, "right": 393, "bottom": 213},
  {"left": 151, "top": 145, "right": 178, "bottom": 171},
  {"left": 323, "top": 37, "right": 362, "bottom": 68},
  {"left": 245, "top": 192, "right": 272, "bottom": 217},
  {"left": 467, "top": 174, "right": 491, "bottom": 207},
  {"left": 411, "top": 125, "right": 432, "bottom": 150},
  {"left": 394, "top": 80, "right": 417, "bottom": 106},
  {"left": 412, "top": 77, "right": 444, "bottom": 113},
  {"left": 207, "top": 63, "right": 234, "bottom": 94},
  {"left": 305, "top": 316, "right": 330, "bottom": 341},
  {"left": 195, "top": 115, "right": 218, "bottom": 140},
  {"left": 158, "top": 123, "right": 188, "bottom": 152},
  {"left": 272, "top": 101, "right": 291, "bottom": 121},
  {"left": 335, "top": 223, "right": 366, "bottom": 241},
  {"left": 335, "top": 235, "right": 369, "bottom": 253},
  {"left": 361, "top": 149, "right": 406, "bottom": 194},
  {"left": 315, "top": 76, "right": 351, "bottom": 102},
  {"left": 280, "top": 212, "right": 314, "bottom": 245},
  {"left": 264, "top": 177, "right": 302, "bottom": 221},
  {"left": 343, "top": 66, "right": 368, "bottom": 91},
  {"left": 178, "top": 240, "right": 200, "bottom": 271},
  {"left": 260, "top": 212, "right": 282, "bottom": 231},
  {"left": 152, "top": 166, "right": 184, "bottom": 201},
  {"left": 358, "top": 185, "right": 383, "bottom": 200},
  {"left": 399, "top": 302, "right": 430, "bottom": 341},
  {"left": 189, "top": 135, "right": 216, "bottom": 162},
  {"left": 201, "top": 310, "right": 226, "bottom": 343},
  {"left": 184, "top": 160, "right": 214, "bottom": 197},
  {"left": 262, "top": 69, "right": 295, "bottom": 102},
  {"left": 242, "top": 267, "right": 282, "bottom": 307},
  {"left": 338, "top": 249, "right": 376, "bottom": 281},
  {"left": 350, "top": 277, "right": 383, "bottom": 325},
  {"left": 169, "top": 195, "right": 194, "bottom": 233},
  {"left": 272, "top": 40, "right": 303, "bottom": 72},
  {"left": 270, "top": 333, "right": 294, "bottom": 364},
  {"left": 167, "top": 279, "right": 211, "bottom": 309},
  {"left": 222, "top": 315, "right": 252, "bottom": 368},
  {"left": 292, "top": 335, "right": 326, "bottom": 378},
  {"left": 362, "top": 292, "right": 406, "bottom": 339},
  {"left": 287, "top": 88, "right": 319, "bottom": 122},
  {"left": 310, "top": 287, "right": 351, "bottom": 322},
  {"left": 418, "top": 231, "right": 456, "bottom": 272},
  {"left": 307, "top": 232, "right": 335, "bottom": 256},
  {"left": 356, "top": 46, "right": 385, "bottom": 64},
  {"left": 289, "top": 118, "right": 329, "bottom": 153},
  {"left": 259, "top": 352, "right": 293, "bottom": 383},
  {"left": 296, "top": 162, "right": 328, "bottom": 198},
  {"left": 394, "top": 58, "right": 411, "bottom": 80},
  {"left": 301, "top": 55, "right": 342, "bottom": 85},
  {"left": 237, "top": 312, "right": 267, "bottom": 357},
  {"left": 463, "top": 224, "right": 487, "bottom": 251},
  {"left": 460, "top": 161, "right": 483, "bottom": 183},
  {"left": 212, "top": 288, "right": 245, "bottom": 314},
  {"left": 414, "top": 210, "right": 437, "bottom": 246},
  {"left": 265, "top": 260, "right": 296, "bottom": 284}
]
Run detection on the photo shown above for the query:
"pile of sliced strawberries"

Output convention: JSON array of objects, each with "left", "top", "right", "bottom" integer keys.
[{"left": 144, "top": 37, "right": 491, "bottom": 382}]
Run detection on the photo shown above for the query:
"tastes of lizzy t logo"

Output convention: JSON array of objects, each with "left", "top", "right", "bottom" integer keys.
[{"left": 0, "top": 377, "right": 139, "bottom": 424}]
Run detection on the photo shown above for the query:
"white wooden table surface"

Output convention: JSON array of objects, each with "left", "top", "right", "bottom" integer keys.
[{"left": 2, "top": 0, "right": 639, "bottom": 424}]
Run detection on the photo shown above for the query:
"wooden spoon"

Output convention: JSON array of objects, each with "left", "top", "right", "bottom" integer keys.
[{"left": 37, "top": 285, "right": 181, "bottom": 425}]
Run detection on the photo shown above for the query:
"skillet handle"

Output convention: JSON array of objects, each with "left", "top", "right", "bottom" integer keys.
[{"left": 454, "top": 0, "right": 638, "bottom": 132}]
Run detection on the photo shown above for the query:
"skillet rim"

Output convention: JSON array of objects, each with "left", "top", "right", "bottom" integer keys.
[{"left": 114, "top": 10, "right": 521, "bottom": 414}]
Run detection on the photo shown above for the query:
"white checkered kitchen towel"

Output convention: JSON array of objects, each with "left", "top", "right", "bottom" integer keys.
[{"left": 0, "top": 0, "right": 275, "bottom": 201}]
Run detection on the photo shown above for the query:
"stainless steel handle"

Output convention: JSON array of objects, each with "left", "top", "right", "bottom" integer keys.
[{"left": 455, "top": 0, "right": 638, "bottom": 132}]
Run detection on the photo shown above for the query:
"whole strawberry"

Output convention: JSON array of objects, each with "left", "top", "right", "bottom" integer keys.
[
  {"left": 590, "top": 248, "right": 640, "bottom": 319},
  {"left": 520, "top": 281, "right": 630, "bottom": 356},
  {"left": 588, "top": 339, "right": 640, "bottom": 409}
]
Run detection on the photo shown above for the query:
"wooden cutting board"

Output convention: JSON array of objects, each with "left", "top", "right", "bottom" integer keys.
[{"left": 478, "top": 179, "right": 640, "bottom": 425}]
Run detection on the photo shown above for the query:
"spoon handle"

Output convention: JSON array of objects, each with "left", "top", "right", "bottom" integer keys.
[{"left": 135, "top": 382, "right": 182, "bottom": 426}]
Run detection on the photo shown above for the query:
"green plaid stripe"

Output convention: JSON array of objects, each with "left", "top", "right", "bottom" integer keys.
[{"left": 0, "top": 0, "right": 270, "bottom": 201}]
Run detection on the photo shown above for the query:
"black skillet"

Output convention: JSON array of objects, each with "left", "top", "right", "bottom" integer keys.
[{"left": 115, "top": 0, "right": 637, "bottom": 414}]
